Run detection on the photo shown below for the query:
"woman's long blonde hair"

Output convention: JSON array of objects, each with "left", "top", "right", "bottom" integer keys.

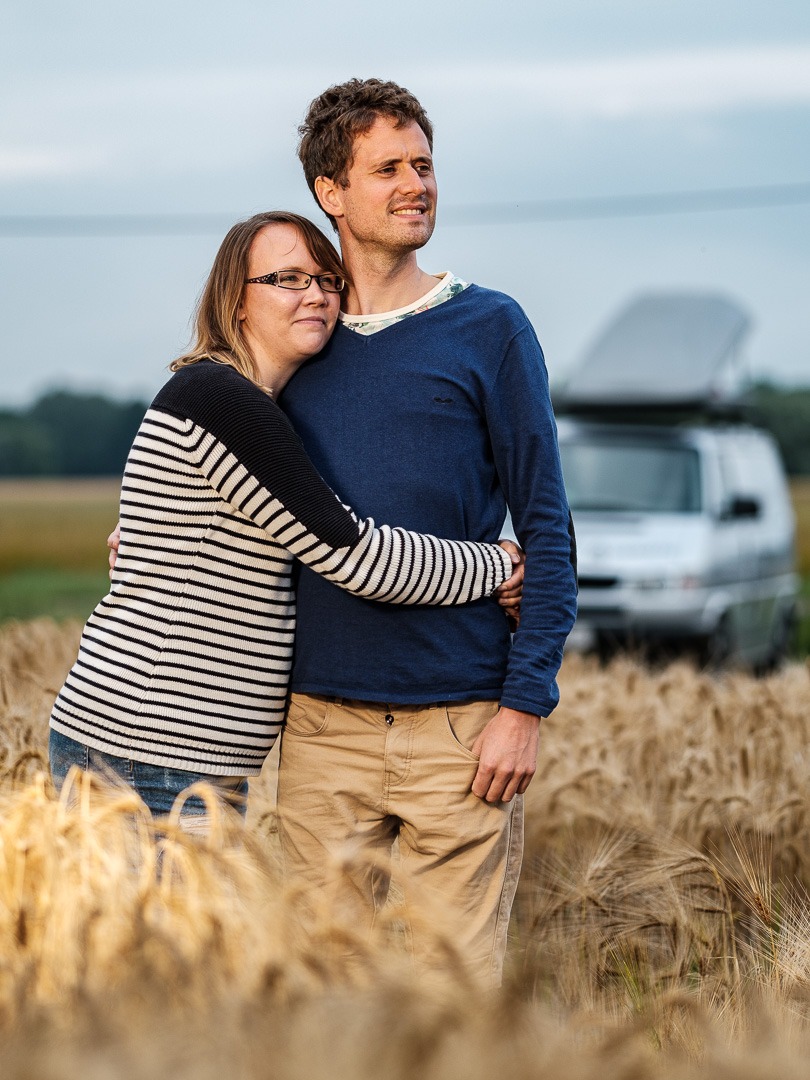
[{"left": 171, "top": 211, "right": 346, "bottom": 385}]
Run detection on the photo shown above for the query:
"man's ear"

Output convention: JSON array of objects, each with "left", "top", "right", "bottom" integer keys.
[{"left": 314, "top": 175, "right": 344, "bottom": 219}]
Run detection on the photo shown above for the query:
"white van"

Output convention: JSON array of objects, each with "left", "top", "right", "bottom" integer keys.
[
  {"left": 557, "top": 418, "right": 798, "bottom": 666},
  {"left": 548, "top": 291, "right": 799, "bottom": 667}
]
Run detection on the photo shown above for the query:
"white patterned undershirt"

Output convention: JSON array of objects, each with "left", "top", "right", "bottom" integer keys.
[{"left": 340, "top": 272, "right": 469, "bottom": 335}]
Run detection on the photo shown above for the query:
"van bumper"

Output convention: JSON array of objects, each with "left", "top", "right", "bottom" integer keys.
[{"left": 571, "top": 586, "right": 718, "bottom": 643}]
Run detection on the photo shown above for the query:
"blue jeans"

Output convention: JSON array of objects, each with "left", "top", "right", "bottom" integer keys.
[{"left": 49, "top": 729, "right": 248, "bottom": 819}]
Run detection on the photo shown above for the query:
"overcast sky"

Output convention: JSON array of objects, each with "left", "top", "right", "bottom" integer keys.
[{"left": 1, "top": 0, "right": 808, "bottom": 406}]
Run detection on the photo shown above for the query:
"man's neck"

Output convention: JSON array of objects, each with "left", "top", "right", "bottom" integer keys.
[{"left": 340, "top": 246, "right": 439, "bottom": 316}]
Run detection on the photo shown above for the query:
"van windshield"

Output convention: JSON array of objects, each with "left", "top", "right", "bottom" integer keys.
[{"left": 560, "top": 440, "right": 702, "bottom": 513}]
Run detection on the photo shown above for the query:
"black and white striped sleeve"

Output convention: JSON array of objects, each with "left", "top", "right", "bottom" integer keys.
[{"left": 154, "top": 363, "right": 513, "bottom": 605}]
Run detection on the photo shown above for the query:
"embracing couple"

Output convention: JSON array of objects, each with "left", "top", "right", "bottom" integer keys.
[{"left": 49, "top": 78, "right": 577, "bottom": 987}]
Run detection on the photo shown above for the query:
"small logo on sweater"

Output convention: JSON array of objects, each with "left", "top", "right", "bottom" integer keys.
[{"left": 433, "top": 396, "right": 454, "bottom": 404}]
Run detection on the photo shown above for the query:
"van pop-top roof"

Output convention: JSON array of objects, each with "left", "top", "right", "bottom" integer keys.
[{"left": 556, "top": 292, "right": 751, "bottom": 415}]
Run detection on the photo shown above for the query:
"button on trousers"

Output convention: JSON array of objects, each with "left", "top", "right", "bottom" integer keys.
[{"left": 277, "top": 694, "right": 524, "bottom": 987}]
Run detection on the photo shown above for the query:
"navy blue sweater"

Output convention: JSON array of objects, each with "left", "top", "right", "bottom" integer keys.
[{"left": 281, "top": 284, "right": 577, "bottom": 717}]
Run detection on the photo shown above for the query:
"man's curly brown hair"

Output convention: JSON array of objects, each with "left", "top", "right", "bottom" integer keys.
[{"left": 298, "top": 78, "right": 434, "bottom": 229}]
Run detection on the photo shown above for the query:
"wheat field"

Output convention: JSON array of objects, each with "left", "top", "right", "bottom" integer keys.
[{"left": 0, "top": 618, "right": 809, "bottom": 1077}]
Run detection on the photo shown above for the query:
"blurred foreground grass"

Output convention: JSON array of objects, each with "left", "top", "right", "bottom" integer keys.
[{"left": 2, "top": 619, "right": 810, "bottom": 1078}]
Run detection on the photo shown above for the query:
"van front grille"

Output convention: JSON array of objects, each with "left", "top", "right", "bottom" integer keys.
[{"left": 578, "top": 575, "right": 620, "bottom": 589}]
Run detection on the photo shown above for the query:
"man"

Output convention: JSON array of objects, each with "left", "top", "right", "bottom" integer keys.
[{"left": 276, "top": 79, "right": 577, "bottom": 986}]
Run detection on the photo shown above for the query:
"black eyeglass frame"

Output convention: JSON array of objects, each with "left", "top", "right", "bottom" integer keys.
[{"left": 244, "top": 270, "right": 345, "bottom": 293}]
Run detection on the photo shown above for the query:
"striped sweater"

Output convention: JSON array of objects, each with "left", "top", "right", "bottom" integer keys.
[{"left": 50, "top": 360, "right": 513, "bottom": 775}]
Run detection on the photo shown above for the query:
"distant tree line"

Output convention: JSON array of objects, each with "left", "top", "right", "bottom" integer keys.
[
  {"left": 745, "top": 383, "right": 810, "bottom": 476},
  {"left": 0, "top": 391, "right": 147, "bottom": 476},
  {"left": 0, "top": 384, "right": 809, "bottom": 477}
]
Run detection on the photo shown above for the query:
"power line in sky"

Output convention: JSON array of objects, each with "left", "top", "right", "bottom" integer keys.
[
  {"left": 0, "top": 212, "right": 235, "bottom": 238},
  {"left": 441, "top": 180, "right": 810, "bottom": 225},
  {"left": 1, "top": 180, "right": 809, "bottom": 238}
]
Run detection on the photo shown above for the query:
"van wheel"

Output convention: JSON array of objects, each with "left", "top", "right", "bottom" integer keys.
[
  {"left": 763, "top": 607, "right": 797, "bottom": 672},
  {"left": 703, "top": 616, "right": 733, "bottom": 669},
  {"left": 596, "top": 632, "right": 619, "bottom": 664}
]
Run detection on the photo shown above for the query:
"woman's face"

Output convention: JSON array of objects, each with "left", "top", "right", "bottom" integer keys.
[{"left": 239, "top": 223, "right": 341, "bottom": 373}]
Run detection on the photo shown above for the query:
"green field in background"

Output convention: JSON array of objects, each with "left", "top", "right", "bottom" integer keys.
[
  {"left": 0, "top": 479, "right": 120, "bottom": 572},
  {"left": 2, "top": 478, "right": 809, "bottom": 648},
  {"left": 792, "top": 478, "right": 810, "bottom": 577},
  {"left": 0, "top": 479, "right": 118, "bottom": 621},
  {"left": 0, "top": 567, "right": 110, "bottom": 621}
]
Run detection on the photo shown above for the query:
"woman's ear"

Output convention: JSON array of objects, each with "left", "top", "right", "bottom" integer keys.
[{"left": 314, "top": 175, "right": 344, "bottom": 220}]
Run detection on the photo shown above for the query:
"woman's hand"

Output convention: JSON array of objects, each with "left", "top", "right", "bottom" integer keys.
[
  {"left": 495, "top": 539, "right": 524, "bottom": 627},
  {"left": 107, "top": 523, "right": 121, "bottom": 575}
]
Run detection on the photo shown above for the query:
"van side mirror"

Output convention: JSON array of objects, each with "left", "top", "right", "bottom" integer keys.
[{"left": 722, "top": 495, "right": 761, "bottom": 520}]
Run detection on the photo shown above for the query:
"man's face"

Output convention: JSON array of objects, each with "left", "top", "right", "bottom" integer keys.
[{"left": 328, "top": 116, "right": 437, "bottom": 255}]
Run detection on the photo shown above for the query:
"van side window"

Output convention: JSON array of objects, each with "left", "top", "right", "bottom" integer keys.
[{"left": 719, "top": 436, "right": 788, "bottom": 513}]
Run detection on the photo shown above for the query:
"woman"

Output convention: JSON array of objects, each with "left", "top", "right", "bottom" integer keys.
[{"left": 50, "top": 211, "right": 521, "bottom": 820}]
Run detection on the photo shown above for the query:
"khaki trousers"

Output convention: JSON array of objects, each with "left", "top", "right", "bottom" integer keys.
[{"left": 277, "top": 694, "right": 524, "bottom": 987}]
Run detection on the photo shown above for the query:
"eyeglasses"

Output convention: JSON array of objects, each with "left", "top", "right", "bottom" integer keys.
[{"left": 244, "top": 270, "right": 345, "bottom": 293}]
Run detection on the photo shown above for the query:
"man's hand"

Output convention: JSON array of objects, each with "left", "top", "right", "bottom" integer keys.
[
  {"left": 107, "top": 523, "right": 121, "bottom": 575},
  {"left": 471, "top": 706, "right": 540, "bottom": 803},
  {"left": 495, "top": 539, "right": 524, "bottom": 624}
]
